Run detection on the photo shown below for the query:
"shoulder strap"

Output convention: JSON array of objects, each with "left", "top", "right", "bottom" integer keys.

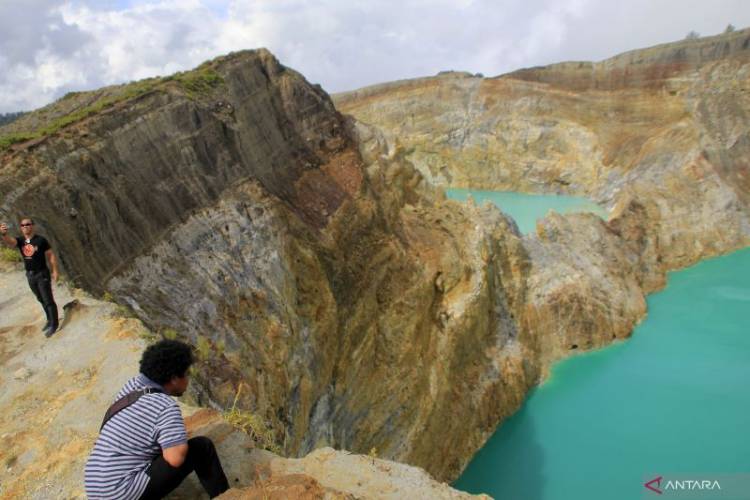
[{"left": 100, "top": 387, "right": 164, "bottom": 431}]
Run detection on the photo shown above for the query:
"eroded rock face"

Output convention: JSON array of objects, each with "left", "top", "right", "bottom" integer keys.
[
  {"left": 0, "top": 264, "right": 480, "bottom": 499},
  {"left": 0, "top": 49, "right": 539, "bottom": 482},
  {"left": 334, "top": 28, "right": 750, "bottom": 277}
]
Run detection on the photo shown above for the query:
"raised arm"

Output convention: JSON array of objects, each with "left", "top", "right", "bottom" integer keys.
[
  {"left": 46, "top": 249, "right": 59, "bottom": 282},
  {"left": 0, "top": 223, "right": 16, "bottom": 248}
]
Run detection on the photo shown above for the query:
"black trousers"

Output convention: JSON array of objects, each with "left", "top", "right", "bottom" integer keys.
[
  {"left": 26, "top": 269, "right": 58, "bottom": 327},
  {"left": 139, "top": 436, "right": 229, "bottom": 500}
]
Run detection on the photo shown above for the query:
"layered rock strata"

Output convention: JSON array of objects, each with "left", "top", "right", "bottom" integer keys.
[
  {"left": 1, "top": 50, "right": 539, "bottom": 482},
  {"left": 0, "top": 263, "right": 481, "bottom": 498},
  {"left": 1, "top": 30, "right": 747, "bottom": 487},
  {"left": 334, "top": 28, "right": 750, "bottom": 278}
]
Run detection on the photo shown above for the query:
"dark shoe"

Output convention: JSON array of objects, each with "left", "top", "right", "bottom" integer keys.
[
  {"left": 44, "top": 305, "right": 59, "bottom": 337},
  {"left": 44, "top": 323, "right": 58, "bottom": 338}
]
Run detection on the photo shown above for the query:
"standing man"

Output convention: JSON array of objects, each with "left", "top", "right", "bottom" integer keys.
[
  {"left": 85, "top": 339, "right": 230, "bottom": 500},
  {"left": 0, "top": 218, "right": 60, "bottom": 336}
]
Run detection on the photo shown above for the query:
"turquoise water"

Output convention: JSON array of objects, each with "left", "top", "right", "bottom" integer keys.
[
  {"left": 446, "top": 188, "right": 608, "bottom": 234},
  {"left": 454, "top": 241, "right": 750, "bottom": 499}
]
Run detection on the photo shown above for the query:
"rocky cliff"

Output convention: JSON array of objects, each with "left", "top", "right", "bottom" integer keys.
[
  {"left": 0, "top": 49, "right": 540, "bottom": 484},
  {"left": 335, "top": 28, "right": 750, "bottom": 282},
  {"left": 0, "top": 263, "right": 484, "bottom": 499},
  {"left": 1, "top": 29, "right": 748, "bottom": 491}
]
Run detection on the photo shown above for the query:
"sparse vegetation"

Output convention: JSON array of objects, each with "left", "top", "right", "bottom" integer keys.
[
  {"left": 139, "top": 330, "right": 159, "bottom": 343},
  {"left": 0, "top": 111, "right": 26, "bottom": 127},
  {"left": 0, "top": 62, "right": 224, "bottom": 152},
  {"left": 167, "top": 66, "right": 224, "bottom": 98},
  {"left": 162, "top": 328, "right": 178, "bottom": 340},
  {"left": 0, "top": 247, "right": 21, "bottom": 263},
  {"left": 114, "top": 304, "right": 135, "bottom": 318},
  {"left": 0, "top": 79, "right": 162, "bottom": 152},
  {"left": 196, "top": 335, "right": 212, "bottom": 361},
  {"left": 724, "top": 24, "right": 736, "bottom": 34},
  {"left": 223, "top": 384, "right": 281, "bottom": 453},
  {"left": 685, "top": 30, "right": 701, "bottom": 40}
]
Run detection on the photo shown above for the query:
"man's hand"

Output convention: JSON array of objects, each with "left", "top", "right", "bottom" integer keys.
[{"left": 0, "top": 223, "right": 14, "bottom": 248}]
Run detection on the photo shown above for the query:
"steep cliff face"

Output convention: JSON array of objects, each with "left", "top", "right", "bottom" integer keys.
[
  {"left": 334, "top": 29, "right": 750, "bottom": 279},
  {"left": 0, "top": 49, "right": 544, "bottom": 482},
  {"left": 0, "top": 262, "right": 484, "bottom": 499}
]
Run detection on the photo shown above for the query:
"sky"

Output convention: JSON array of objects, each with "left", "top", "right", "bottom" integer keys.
[{"left": 0, "top": 0, "right": 749, "bottom": 113}]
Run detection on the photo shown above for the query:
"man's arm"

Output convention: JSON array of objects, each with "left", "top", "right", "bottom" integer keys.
[
  {"left": 156, "top": 403, "right": 189, "bottom": 467},
  {"left": 45, "top": 249, "right": 59, "bottom": 282},
  {"left": 162, "top": 443, "right": 188, "bottom": 467},
  {"left": 0, "top": 223, "right": 16, "bottom": 248}
]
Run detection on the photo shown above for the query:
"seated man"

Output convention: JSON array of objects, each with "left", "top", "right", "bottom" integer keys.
[{"left": 85, "top": 339, "right": 229, "bottom": 499}]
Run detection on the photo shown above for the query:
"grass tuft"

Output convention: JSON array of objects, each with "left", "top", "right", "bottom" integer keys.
[
  {"left": 162, "top": 328, "right": 178, "bottom": 340},
  {"left": 223, "top": 383, "right": 281, "bottom": 454},
  {"left": 196, "top": 336, "right": 212, "bottom": 361}
]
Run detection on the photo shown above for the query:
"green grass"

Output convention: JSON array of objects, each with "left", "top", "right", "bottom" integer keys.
[
  {"left": 166, "top": 67, "right": 224, "bottom": 98},
  {"left": 223, "top": 384, "right": 281, "bottom": 453},
  {"left": 139, "top": 330, "right": 159, "bottom": 344},
  {"left": 0, "top": 65, "right": 224, "bottom": 152},
  {"left": 196, "top": 336, "right": 212, "bottom": 361},
  {"left": 162, "top": 328, "right": 178, "bottom": 340},
  {"left": 114, "top": 304, "right": 135, "bottom": 318},
  {"left": 0, "top": 247, "right": 21, "bottom": 262}
]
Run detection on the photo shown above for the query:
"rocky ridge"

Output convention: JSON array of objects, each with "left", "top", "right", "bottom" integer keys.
[{"left": 334, "top": 28, "right": 750, "bottom": 283}]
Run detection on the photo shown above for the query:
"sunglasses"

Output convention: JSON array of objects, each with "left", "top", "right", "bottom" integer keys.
[{"left": 20, "top": 223, "right": 33, "bottom": 227}]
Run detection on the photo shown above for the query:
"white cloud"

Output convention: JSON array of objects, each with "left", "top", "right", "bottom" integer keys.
[{"left": 1, "top": 0, "right": 749, "bottom": 113}]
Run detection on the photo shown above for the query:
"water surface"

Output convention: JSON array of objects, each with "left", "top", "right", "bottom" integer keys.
[
  {"left": 445, "top": 188, "right": 607, "bottom": 234},
  {"left": 454, "top": 241, "right": 750, "bottom": 499}
]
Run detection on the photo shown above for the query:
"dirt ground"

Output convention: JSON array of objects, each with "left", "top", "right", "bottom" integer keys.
[{"left": 0, "top": 261, "right": 147, "bottom": 499}]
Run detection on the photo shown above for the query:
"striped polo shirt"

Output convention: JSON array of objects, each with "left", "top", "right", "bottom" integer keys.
[{"left": 84, "top": 374, "right": 188, "bottom": 500}]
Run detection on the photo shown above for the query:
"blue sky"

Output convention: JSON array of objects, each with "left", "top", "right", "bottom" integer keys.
[{"left": 1, "top": 0, "right": 749, "bottom": 113}]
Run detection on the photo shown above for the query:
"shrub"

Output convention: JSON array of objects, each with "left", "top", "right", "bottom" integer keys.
[
  {"left": 196, "top": 335, "right": 212, "bottom": 361},
  {"left": 139, "top": 330, "right": 158, "bottom": 343},
  {"left": 114, "top": 304, "right": 134, "bottom": 318},
  {"left": 223, "top": 384, "right": 281, "bottom": 453},
  {"left": 163, "top": 328, "right": 178, "bottom": 340},
  {"left": 0, "top": 247, "right": 20, "bottom": 262}
]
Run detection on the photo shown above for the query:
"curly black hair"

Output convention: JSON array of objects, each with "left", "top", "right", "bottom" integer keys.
[{"left": 139, "top": 339, "right": 194, "bottom": 385}]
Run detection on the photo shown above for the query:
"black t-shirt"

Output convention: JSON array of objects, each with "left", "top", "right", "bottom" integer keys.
[{"left": 15, "top": 235, "right": 51, "bottom": 272}]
